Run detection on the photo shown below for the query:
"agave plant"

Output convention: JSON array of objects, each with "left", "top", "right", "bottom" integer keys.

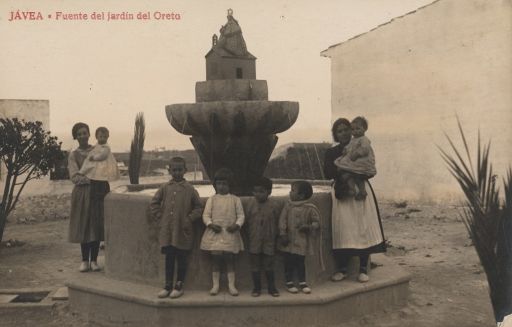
[
  {"left": 128, "top": 112, "right": 145, "bottom": 184},
  {"left": 439, "top": 118, "right": 512, "bottom": 324}
]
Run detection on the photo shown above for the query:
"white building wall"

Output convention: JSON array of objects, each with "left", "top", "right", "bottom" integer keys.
[{"left": 322, "top": 0, "right": 512, "bottom": 203}]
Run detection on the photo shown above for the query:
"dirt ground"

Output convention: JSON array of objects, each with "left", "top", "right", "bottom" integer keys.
[{"left": 0, "top": 197, "right": 495, "bottom": 327}]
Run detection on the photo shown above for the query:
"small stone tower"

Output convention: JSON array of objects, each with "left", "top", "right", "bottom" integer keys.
[{"left": 205, "top": 9, "right": 256, "bottom": 80}]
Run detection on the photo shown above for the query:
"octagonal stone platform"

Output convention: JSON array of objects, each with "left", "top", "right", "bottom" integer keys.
[
  {"left": 67, "top": 254, "right": 408, "bottom": 327},
  {"left": 67, "top": 190, "right": 411, "bottom": 326}
]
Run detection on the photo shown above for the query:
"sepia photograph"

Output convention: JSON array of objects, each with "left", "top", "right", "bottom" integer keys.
[{"left": 0, "top": 0, "right": 511, "bottom": 326}]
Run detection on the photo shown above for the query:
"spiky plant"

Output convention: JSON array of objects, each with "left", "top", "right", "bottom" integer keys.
[
  {"left": 128, "top": 112, "right": 145, "bottom": 184},
  {"left": 439, "top": 119, "right": 512, "bottom": 324}
]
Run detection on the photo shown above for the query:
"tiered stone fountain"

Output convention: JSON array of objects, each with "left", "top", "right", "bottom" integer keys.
[{"left": 66, "top": 10, "right": 410, "bottom": 327}]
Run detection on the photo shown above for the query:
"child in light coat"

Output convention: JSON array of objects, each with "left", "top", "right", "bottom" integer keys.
[
  {"left": 278, "top": 181, "right": 320, "bottom": 294},
  {"left": 200, "top": 168, "right": 245, "bottom": 296}
]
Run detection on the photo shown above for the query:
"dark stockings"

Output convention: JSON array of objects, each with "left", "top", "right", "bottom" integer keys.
[
  {"left": 80, "top": 241, "right": 100, "bottom": 262},
  {"left": 211, "top": 253, "right": 235, "bottom": 272},
  {"left": 283, "top": 253, "right": 306, "bottom": 283},
  {"left": 334, "top": 251, "right": 369, "bottom": 274},
  {"left": 163, "top": 246, "right": 188, "bottom": 290}
]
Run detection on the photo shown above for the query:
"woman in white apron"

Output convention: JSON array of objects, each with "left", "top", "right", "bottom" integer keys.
[{"left": 323, "top": 118, "right": 386, "bottom": 283}]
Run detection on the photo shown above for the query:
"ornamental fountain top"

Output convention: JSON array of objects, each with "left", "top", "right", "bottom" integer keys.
[{"left": 166, "top": 9, "right": 299, "bottom": 195}]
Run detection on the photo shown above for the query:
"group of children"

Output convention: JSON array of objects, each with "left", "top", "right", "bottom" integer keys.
[{"left": 149, "top": 158, "right": 321, "bottom": 299}]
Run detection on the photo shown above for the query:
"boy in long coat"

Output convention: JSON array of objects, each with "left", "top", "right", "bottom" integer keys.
[{"left": 150, "top": 157, "right": 203, "bottom": 298}]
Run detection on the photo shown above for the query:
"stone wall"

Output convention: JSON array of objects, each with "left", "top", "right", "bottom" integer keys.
[
  {"left": 9, "top": 193, "right": 70, "bottom": 224},
  {"left": 321, "top": 0, "right": 512, "bottom": 203}
]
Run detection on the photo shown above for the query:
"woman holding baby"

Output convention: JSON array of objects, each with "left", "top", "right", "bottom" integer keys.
[
  {"left": 323, "top": 117, "right": 386, "bottom": 283},
  {"left": 67, "top": 122, "right": 118, "bottom": 272}
]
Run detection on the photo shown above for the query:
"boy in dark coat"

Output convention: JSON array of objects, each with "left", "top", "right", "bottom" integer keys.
[{"left": 245, "top": 177, "right": 282, "bottom": 297}]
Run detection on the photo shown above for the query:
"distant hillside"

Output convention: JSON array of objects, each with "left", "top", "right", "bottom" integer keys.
[
  {"left": 113, "top": 149, "right": 205, "bottom": 177},
  {"left": 264, "top": 142, "right": 332, "bottom": 180},
  {"left": 53, "top": 144, "right": 332, "bottom": 180}
]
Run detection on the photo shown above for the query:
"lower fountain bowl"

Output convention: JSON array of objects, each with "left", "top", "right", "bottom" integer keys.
[{"left": 166, "top": 101, "right": 299, "bottom": 136}]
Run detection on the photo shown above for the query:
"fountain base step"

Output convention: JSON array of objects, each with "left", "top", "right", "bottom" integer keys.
[{"left": 67, "top": 254, "right": 410, "bottom": 327}]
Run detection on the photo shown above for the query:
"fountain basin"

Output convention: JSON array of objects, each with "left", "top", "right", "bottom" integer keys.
[{"left": 166, "top": 101, "right": 299, "bottom": 135}]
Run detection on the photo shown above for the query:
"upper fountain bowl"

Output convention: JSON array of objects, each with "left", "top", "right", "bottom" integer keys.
[{"left": 166, "top": 101, "right": 299, "bottom": 136}]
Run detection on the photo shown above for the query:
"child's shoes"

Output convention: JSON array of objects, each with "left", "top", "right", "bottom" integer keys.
[
  {"left": 90, "top": 261, "right": 101, "bottom": 272},
  {"left": 227, "top": 272, "right": 239, "bottom": 296},
  {"left": 170, "top": 281, "right": 184, "bottom": 299},
  {"left": 330, "top": 271, "right": 346, "bottom": 282},
  {"left": 228, "top": 285, "right": 239, "bottom": 296},
  {"left": 358, "top": 273, "right": 370, "bottom": 283},
  {"left": 299, "top": 282, "right": 311, "bottom": 294},
  {"left": 285, "top": 282, "right": 299, "bottom": 294},
  {"left": 209, "top": 286, "right": 219, "bottom": 296},
  {"left": 210, "top": 272, "right": 220, "bottom": 296},
  {"left": 251, "top": 272, "right": 261, "bottom": 297},
  {"left": 79, "top": 261, "right": 90, "bottom": 272},
  {"left": 157, "top": 288, "right": 170, "bottom": 298},
  {"left": 265, "top": 271, "right": 280, "bottom": 297},
  {"left": 268, "top": 287, "right": 280, "bottom": 297}
]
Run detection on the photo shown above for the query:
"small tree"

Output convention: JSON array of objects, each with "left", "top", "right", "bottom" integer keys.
[
  {"left": 0, "top": 118, "right": 62, "bottom": 242},
  {"left": 128, "top": 112, "right": 145, "bottom": 184}
]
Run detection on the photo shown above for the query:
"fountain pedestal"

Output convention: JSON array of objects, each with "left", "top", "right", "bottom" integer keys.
[{"left": 67, "top": 191, "right": 411, "bottom": 327}]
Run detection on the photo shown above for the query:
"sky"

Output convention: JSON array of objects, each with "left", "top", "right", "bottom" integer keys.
[{"left": 0, "top": 0, "right": 434, "bottom": 152}]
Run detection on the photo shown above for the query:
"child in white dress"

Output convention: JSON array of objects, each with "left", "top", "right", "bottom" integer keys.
[
  {"left": 334, "top": 117, "right": 376, "bottom": 200},
  {"left": 200, "top": 168, "right": 245, "bottom": 296},
  {"left": 79, "top": 127, "right": 119, "bottom": 182}
]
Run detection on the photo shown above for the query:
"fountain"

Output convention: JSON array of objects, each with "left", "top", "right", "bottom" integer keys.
[
  {"left": 66, "top": 10, "right": 411, "bottom": 327},
  {"left": 166, "top": 9, "right": 298, "bottom": 195}
]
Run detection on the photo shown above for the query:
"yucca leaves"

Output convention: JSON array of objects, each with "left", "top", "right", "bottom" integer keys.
[
  {"left": 439, "top": 118, "right": 511, "bottom": 323},
  {"left": 128, "top": 112, "right": 145, "bottom": 185}
]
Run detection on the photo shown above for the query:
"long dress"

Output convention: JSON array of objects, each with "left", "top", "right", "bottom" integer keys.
[
  {"left": 324, "top": 144, "right": 386, "bottom": 254},
  {"left": 68, "top": 147, "right": 110, "bottom": 243}
]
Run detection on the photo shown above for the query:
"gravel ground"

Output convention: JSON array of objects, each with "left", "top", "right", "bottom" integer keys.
[{"left": 0, "top": 197, "right": 496, "bottom": 327}]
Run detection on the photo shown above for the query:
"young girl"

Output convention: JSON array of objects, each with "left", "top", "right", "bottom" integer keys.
[
  {"left": 334, "top": 116, "right": 376, "bottom": 200},
  {"left": 79, "top": 126, "right": 119, "bottom": 182},
  {"left": 278, "top": 181, "right": 320, "bottom": 294},
  {"left": 200, "top": 168, "right": 245, "bottom": 296}
]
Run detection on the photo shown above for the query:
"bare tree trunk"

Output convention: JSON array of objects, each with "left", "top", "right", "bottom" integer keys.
[{"left": 0, "top": 171, "right": 13, "bottom": 243}]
